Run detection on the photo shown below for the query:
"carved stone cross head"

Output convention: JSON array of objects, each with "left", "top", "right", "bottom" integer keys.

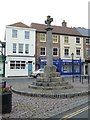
[{"left": 45, "top": 15, "right": 53, "bottom": 26}]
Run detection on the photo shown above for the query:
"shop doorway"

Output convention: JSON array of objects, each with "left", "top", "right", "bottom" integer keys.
[{"left": 28, "top": 61, "right": 32, "bottom": 77}]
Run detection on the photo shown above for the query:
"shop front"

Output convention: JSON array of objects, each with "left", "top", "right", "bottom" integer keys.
[
  {"left": 38, "top": 57, "right": 82, "bottom": 75},
  {"left": 60, "top": 59, "right": 82, "bottom": 75}
]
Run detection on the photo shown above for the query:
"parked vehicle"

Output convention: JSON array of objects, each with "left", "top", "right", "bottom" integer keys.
[{"left": 31, "top": 68, "right": 44, "bottom": 78}]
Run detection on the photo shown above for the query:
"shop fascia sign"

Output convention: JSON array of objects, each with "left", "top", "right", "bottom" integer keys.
[{"left": 62, "top": 59, "right": 80, "bottom": 63}]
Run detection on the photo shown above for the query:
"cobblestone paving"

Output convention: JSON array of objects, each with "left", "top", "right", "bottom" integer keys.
[{"left": 2, "top": 93, "right": 88, "bottom": 119}]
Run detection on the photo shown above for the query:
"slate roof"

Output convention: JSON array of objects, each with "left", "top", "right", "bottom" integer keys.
[
  {"left": 8, "top": 22, "right": 30, "bottom": 28},
  {"left": 76, "top": 27, "right": 90, "bottom": 37},
  {"left": 31, "top": 23, "right": 82, "bottom": 36}
]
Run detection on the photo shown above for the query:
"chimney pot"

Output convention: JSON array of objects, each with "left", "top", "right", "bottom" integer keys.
[{"left": 62, "top": 20, "right": 67, "bottom": 27}]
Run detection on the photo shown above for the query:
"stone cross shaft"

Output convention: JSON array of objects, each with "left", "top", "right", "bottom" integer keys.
[{"left": 45, "top": 16, "right": 53, "bottom": 66}]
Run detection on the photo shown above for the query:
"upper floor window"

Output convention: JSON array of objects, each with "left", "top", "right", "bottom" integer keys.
[
  {"left": 64, "top": 36, "right": 69, "bottom": 44},
  {"left": 25, "top": 31, "right": 29, "bottom": 39},
  {"left": 12, "top": 30, "right": 17, "bottom": 38},
  {"left": 13, "top": 43, "right": 16, "bottom": 53},
  {"left": 40, "top": 47, "right": 46, "bottom": 56},
  {"left": 86, "top": 38, "right": 90, "bottom": 45},
  {"left": 18, "top": 44, "right": 23, "bottom": 53},
  {"left": 25, "top": 44, "right": 29, "bottom": 54},
  {"left": 52, "top": 35, "right": 58, "bottom": 43},
  {"left": 64, "top": 47, "right": 69, "bottom": 56},
  {"left": 53, "top": 48, "right": 58, "bottom": 56},
  {"left": 76, "top": 37, "right": 80, "bottom": 43},
  {"left": 40, "top": 33, "right": 46, "bottom": 42},
  {"left": 86, "top": 48, "right": 90, "bottom": 57},
  {"left": 76, "top": 48, "right": 81, "bottom": 56}
]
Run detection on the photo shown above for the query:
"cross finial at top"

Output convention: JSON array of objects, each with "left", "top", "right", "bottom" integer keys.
[{"left": 45, "top": 15, "right": 53, "bottom": 27}]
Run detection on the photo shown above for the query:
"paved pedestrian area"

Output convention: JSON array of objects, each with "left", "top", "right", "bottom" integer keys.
[
  {"left": 12, "top": 78, "right": 89, "bottom": 95},
  {"left": 1, "top": 77, "right": 90, "bottom": 119},
  {"left": 1, "top": 93, "right": 89, "bottom": 119}
]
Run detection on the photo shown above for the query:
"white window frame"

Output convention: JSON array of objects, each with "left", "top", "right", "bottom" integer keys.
[
  {"left": 25, "top": 31, "right": 29, "bottom": 39},
  {"left": 25, "top": 44, "right": 29, "bottom": 54},
  {"left": 86, "top": 38, "right": 90, "bottom": 45},
  {"left": 40, "top": 47, "right": 46, "bottom": 56},
  {"left": 64, "top": 36, "right": 69, "bottom": 44},
  {"left": 76, "top": 48, "right": 81, "bottom": 56},
  {"left": 86, "top": 48, "right": 90, "bottom": 57},
  {"left": 10, "top": 61, "right": 26, "bottom": 69},
  {"left": 10, "top": 61, "right": 15, "bottom": 69},
  {"left": 13, "top": 43, "right": 17, "bottom": 53},
  {"left": 52, "top": 34, "right": 58, "bottom": 43},
  {"left": 40, "top": 33, "right": 46, "bottom": 42},
  {"left": 53, "top": 47, "right": 58, "bottom": 56},
  {"left": 64, "top": 47, "right": 69, "bottom": 56},
  {"left": 76, "top": 37, "right": 80, "bottom": 44},
  {"left": 12, "top": 30, "right": 17, "bottom": 38},
  {"left": 18, "top": 43, "right": 23, "bottom": 53}
]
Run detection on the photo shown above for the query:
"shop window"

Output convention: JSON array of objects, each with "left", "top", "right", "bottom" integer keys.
[
  {"left": 62, "top": 64, "right": 68, "bottom": 72},
  {"left": 16, "top": 61, "right": 20, "bottom": 69},
  {"left": 74, "top": 63, "right": 79, "bottom": 72},
  {"left": 21, "top": 61, "right": 25, "bottom": 69},
  {"left": 62, "top": 63, "right": 72, "bottom": 72},
  {"left": 10, "top": 61, "right": 15, "bottom": 69},
  {"left": 40, "top": 62, "right": 46, "bottom": 68},
  {"left": 10, "top": 61, "right": 26, "bottom": 69}
]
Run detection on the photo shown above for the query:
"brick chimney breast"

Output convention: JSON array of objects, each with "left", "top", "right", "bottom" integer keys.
[{"left": 62, "top": 20, "right": 67, "bottom": 27}]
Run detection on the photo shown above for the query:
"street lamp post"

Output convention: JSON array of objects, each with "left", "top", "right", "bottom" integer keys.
[{"left": 71, "top": 53, "right": 74, "bottom": 82}]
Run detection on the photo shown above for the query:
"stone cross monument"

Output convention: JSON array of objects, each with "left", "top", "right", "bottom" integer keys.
[
  {"left": 45, "top": 15, "right": 53, "bottom": 66},
  {"left": 29, "top": 16, "right": 73, "bottom": 89},
  {"left": 44, "top": 15, "right": 57, "bottom": 82}
]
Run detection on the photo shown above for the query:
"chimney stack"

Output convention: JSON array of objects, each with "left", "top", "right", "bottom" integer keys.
[{"left": 62, "top": 20, "right": 67, "bottom": 27}]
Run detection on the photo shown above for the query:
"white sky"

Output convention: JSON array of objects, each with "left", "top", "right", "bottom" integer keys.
[{"left": 0, "top": 0, "right": 89, "bottom": 40}]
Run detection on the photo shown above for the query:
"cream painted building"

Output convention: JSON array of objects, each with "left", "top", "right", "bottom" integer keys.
[{"left": 60, "top": 35, "right": 83, "bottom": 60}]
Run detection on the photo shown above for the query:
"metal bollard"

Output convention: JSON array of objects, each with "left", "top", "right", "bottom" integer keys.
[
  {"left": 2, "top": 81, "right": 6, "bottom": 88},
  {"left": 82, "top": 76, "right": 83, "bottom": 84}
]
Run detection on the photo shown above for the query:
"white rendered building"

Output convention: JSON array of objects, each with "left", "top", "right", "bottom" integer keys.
[{"left": 5, "top": 22, "right": 36, "bottom": 77}]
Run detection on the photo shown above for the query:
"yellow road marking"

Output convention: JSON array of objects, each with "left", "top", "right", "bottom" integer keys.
[{"left": 60, "top": 105, "right": 90, "bottom": 120}]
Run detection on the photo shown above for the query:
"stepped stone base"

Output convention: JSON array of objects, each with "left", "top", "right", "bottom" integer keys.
[{"left": 29, "top": 65, "right": 73, "bottom": 90}]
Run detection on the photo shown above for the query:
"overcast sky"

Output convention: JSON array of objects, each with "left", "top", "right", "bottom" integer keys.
[{"left": 0, "top": 0, "right": 89, "bottom": 40}]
